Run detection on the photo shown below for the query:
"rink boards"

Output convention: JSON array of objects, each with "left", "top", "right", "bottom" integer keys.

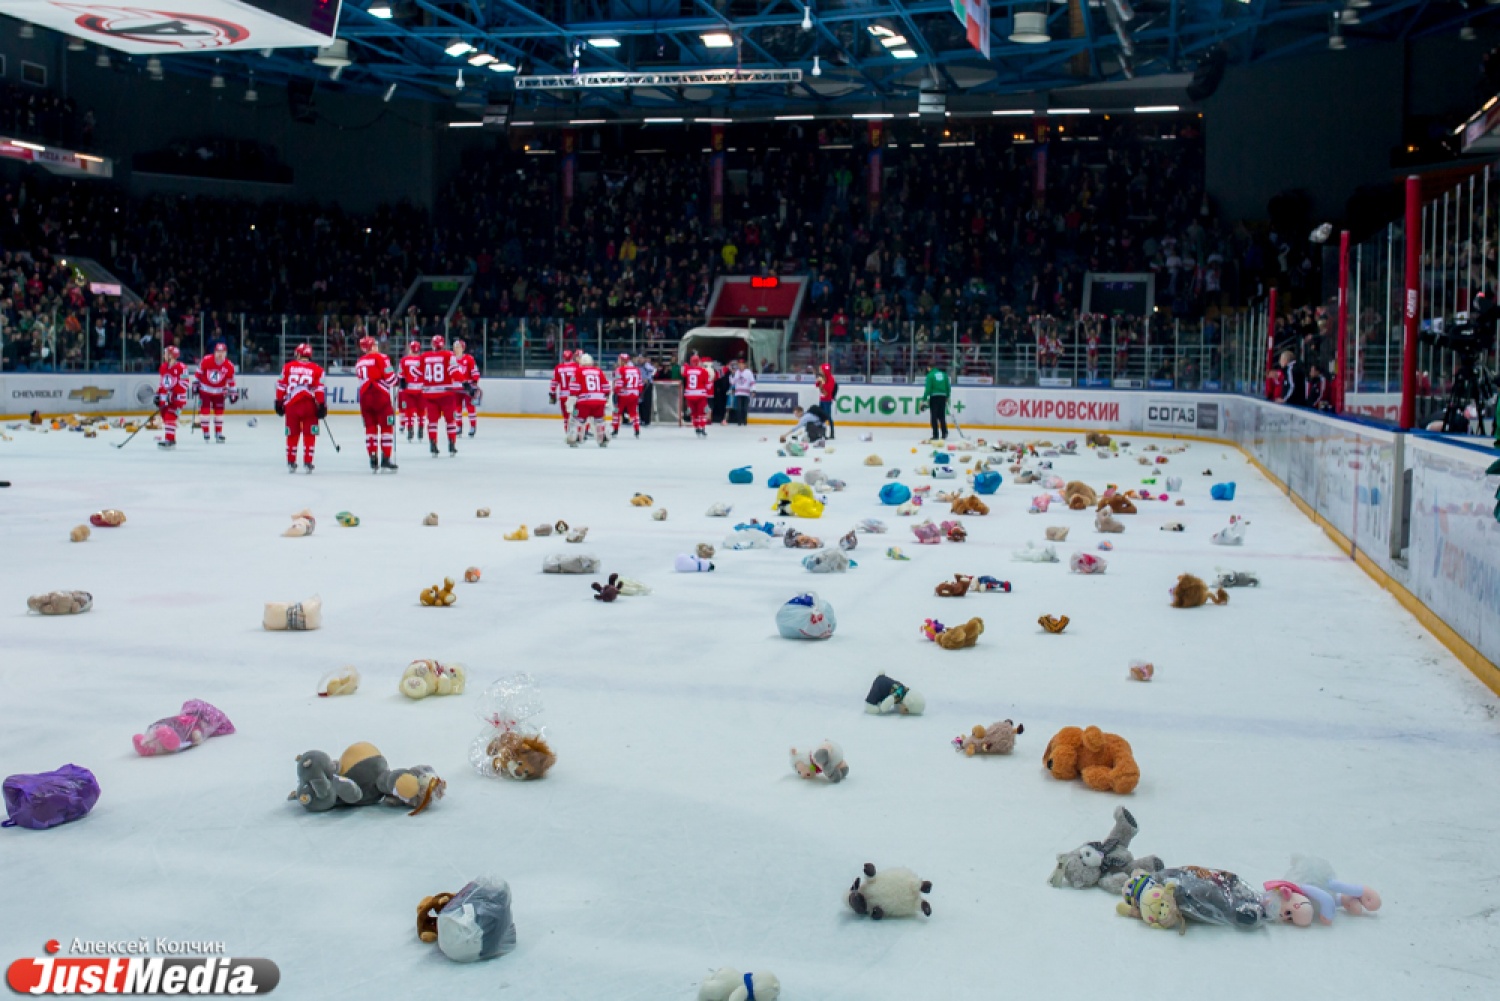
[{"left": 2, "top": 372, "right": 1496, "bottom": 679}]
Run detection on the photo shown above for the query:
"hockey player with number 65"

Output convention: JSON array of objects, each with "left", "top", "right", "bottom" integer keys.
[{"left": 275, "top": 343, "right": 326, "bottom": 473}]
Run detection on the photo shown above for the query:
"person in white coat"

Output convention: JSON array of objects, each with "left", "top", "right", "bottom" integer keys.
[{"left": 729, "top": 359, "right": 756, "bottom": 426}]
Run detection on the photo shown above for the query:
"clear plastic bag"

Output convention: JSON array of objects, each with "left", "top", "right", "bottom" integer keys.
[
  {"left": 437, "top": 876, "right": 516, "bottom": 962},
  {"left": 468, "top": 674, "right": 552, "bottom": 781}
]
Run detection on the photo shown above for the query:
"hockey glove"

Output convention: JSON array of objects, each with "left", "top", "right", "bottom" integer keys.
[
  {"left": 549, "top": 392, "right": 558, "bottom": 405},
  {"left": 316, "top": 402, "right": 328, "bottom": 420},
  {"left": 274, "top": 400, "right": 285, "bottom": 417},
  {"left": 228, "top": 389, "right": 241, "bottom": 404}
]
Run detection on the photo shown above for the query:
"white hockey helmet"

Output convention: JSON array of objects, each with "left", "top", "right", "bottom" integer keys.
[{"left": 577, "top": 352, "right": 594, "bottom": 367}]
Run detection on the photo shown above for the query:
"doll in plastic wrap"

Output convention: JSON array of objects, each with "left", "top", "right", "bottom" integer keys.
[
  {"left": 435, "top": 877, "right": 517, "bottom": 962},
  {"left": 133, "top": 699, "right": 235, "bottom": 756},
  {"left": 1120, "top": 866, "right": 1269, "bottom": 932},
  {"left": 469, "top": 674, "right": 556, "bottom": 781}
]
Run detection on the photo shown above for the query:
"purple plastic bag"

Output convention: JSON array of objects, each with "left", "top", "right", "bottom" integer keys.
[{"left": 2, "top": 764, "right": 101, "bottom": 830}]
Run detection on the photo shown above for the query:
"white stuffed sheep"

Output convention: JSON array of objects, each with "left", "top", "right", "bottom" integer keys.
[{"left": 697, "top": 968, "right": 780, "bottom": 1001}]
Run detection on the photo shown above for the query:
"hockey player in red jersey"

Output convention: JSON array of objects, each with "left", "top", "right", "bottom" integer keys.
[
  {"left": 155, "top": 345, "right": 189, "bottom": 449},
  {"left": 568, "top": 353, "right": 610, "bottom": 448},
  {"left": 611, "top": 353, "right": 643, "bottom": 439},
  {"left": 451, "top": 337, "right": 481, "bottom": 437},
  {"left": 550, "top": 349, "right": 580, "bottom": 429},
  {"left": 275, "top": 343, "right": 327, "bottom": 473},
  {"left": 397, "top": 339, "right": 426, "bottom": 442},
  {"left": 355, "top": 335, "right": 399, "bottom": 473},
  {"left": 681, "top": 354, "right": 712, "bottom": 436},
  {"left": 420, "top": 334, "right": 461, "bottom": 456},
  {"left": 192, "top": 341, "right": 238, "bottom": 443}
]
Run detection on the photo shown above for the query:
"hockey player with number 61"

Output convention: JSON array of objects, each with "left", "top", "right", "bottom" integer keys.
[{"left": 569, "top": 353, "right": 610, "bottom": 448}]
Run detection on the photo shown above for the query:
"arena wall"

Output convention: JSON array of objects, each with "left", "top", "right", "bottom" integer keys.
[{"left": 2, "top": 373, "right": 1495, "bottom": 682}]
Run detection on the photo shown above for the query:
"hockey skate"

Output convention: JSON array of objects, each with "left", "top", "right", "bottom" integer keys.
[
  {"left": 303, "top": 462, "right": 315, "bottom": 474},
  {"left": 287, "top": 462, "right": 298, "bottom": 474},
  {"left": 468, "top": 427, "right": 476, "bottom": 437},
  {"left": 380, "top": 456, "right": 399, "bottom": 472},
  {"left": 407, "top": 426, "right": 414, "bottom": 442},
  {"left": 430, "top": 440, "right": 439, "bottom": 457},
  {"left": 635, "top": 428, "right": 640, "bottom": 438},
  {"left": 158, "top": 440, "right": 176, "bottom": 450},
  {"left": 215, "top": 434, "right": 225, "bottom": 443},
  {"left": 449, "top": 440, "right": 458, "bottom": 456},
  {"left": 597, "top": 430, "right": 609, "bottom": 447},
  {"left": 370, "top": 455, "right": 380, "bottom": 472}
]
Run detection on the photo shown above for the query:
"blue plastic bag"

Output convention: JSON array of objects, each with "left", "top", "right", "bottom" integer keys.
[
  {"left": 879, "top": 483, "right": 912, "bottom": 506},
  {"left": 768, "top": 472, "right": 791, "bottom": 489},
  {"left": 728, "top": 466, "right": 753, "bottom": 485},
  {"left": 1210, "top": 482, "right": 1237, "bottom": 501},
  {"left": 974, "top": 471, "right": 1002, "bottom": 494}
]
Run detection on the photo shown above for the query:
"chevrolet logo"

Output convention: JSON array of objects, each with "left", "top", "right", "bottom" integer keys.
[{"left": 69, "top": 386, "right": 116, "bottom": 403}]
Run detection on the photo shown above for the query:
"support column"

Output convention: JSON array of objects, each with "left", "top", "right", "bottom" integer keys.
[
  {"left": 1263, "top": 287, "right": 1279, "bottom": 400},
  {"left": 1335, "top": 229, "right": 1350, "bottom": 413},
  {"left": 1400, "top": 175, "right": 1421, "bottom": 429}
]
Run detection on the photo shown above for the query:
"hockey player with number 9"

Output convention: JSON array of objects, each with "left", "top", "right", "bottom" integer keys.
[
  {"left": 355, "top": 335, "right": 399, "bottom": 473},
  {"left": 275, "top": 343, "right": 326, "bottom": 473}
]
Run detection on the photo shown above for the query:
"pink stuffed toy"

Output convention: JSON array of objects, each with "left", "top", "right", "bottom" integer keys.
[
  {"left": 921, "top": 618, "right": 945, "bottom": 641},
  {"left": 1070, "top": 551, "right": 1108, "bottom": 575},
  {"left": 133, "top": 699, "right": 235, "bottom": 756},
  {"left": 1030, "top": 494, "right": 1052, "bottom": 514},
  {"left": 1263, "top": 856, "right": 1381, "bottom": 927},
  {"left": 912, "top": 520, "right": 942, "bottom": 545}
]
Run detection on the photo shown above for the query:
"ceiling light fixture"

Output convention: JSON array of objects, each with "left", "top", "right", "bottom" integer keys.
[
  {"left": 852, "top": 112, "right": 892, "bottom": 119},
  {"left": 812, "top": 54, "right": 822, "bottom": 76},
  {"left": 992, "top": 109, "right": 1033, "bottom": 116},
  {"left": 468, "top": 53, "right": 496, "bottom": 66},
  {"left": 696, "top": 116, "right": 733, "bottom": 124},
  {"left": 892, "top": 49, "right": 918, "bottom": 59},
  {"left": 588, "top": 38, "right": 622, "bottom": 49},
  {"left": 802, "top": 5, "right": 813, "bottom": 30},
  {"left": 11, "top": 140, "right": 45, "bottom": 152},
  {"left": 455, "top": 68, "right": 464, "bottom": 89},
  {"left": 147, "top": 57, "right": 164, "bottom": 80},
  {"left": 210, "top": 72, "right": 225, "bottom": 89},
  {"left": 644, "top": 117, "right": 684, "bottom": 123},
  {"left": 68, "top": 37, "right": 86, "bottom": 52},
  {"left": 570, "top": 118, "right": 607, "bottom": 125},
  {"left": 1134, "top": 105, "right": 1179, "bottom": 113},
  {"left": 245, "top": 74, "right": 258, "bottom": 102},
  {"left": 384, "top": 83, "right": 397, "bottom": 101},
  {"left": 488, "top": 62, "right": 517, "bottom": 73},
  {"left": 445, "top": 40, "right": 475, "bottom": 57},
  {"left": 1048, "top": 108, "right": 1090, "bottom": 115},
  {"left": 95, "top": 51, "right": 111, "bottom": 69},
  {"left": 313, "top": 40, "right": 352, "bottom": 67},
  {"left": 369, "top": 1, "right": 394, "bottom": 17},
  {"left": 448, "top": 121, "right": 483, "bottom": 128},
  {"left": 1009, "top": 11, "right": 1051, "bottom": 44},
  {"left": 775, "top": 114, "right": 814, "bottom": 121},
  {"left": 18, "top": 24, "right": 35, "bottom": 40},
  {"left": 702, "top": 32, "right": 734, "bottom": 48}
]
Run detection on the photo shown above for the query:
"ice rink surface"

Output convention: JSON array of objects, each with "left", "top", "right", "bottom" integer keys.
[{"left": 3, "top": 415, "right": 1499, "bottom": 999}]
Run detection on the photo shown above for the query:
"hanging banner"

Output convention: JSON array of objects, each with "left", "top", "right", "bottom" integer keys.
[
  {"left": 710, "top": 125, "right": 725, "bottom": 225},
  {"left": 561, "top": 129, "right": 577, "bottom": 224},
  {"left": 3, "top": 1, "right": 341, "bottom": 53},
  {"left": 867, "top": 119, "right": 884, "bottom": 218}
]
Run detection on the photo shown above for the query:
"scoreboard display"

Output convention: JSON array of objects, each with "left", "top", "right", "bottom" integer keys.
[{"left": 1082, "top": 273, "right": 1154, "bottom": 319}]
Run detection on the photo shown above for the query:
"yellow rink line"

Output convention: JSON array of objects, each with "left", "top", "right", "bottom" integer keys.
[{"left": 10, "top": 409, "right": 1495, "bottom": 691}]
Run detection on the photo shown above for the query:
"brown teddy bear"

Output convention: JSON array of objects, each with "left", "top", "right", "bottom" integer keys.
[
  {"left": 417, "top": 892, "right": 457, "bottom": 943},
  {"left": 1170, "top": 574, "right": 1229, "bottom": 608},
  {"left": 420, "top": 577, "right": 457, "bottom": 607},
  {"left": 1063, "top": 481, "right": 1098, "bottom": 510},
  {"left": 27, "top": 590, "right": 93, "bottom": 615},
  {"left": 487, "top": 731, "right": 557, "bottom": 780},
  {"left": 1042, "top": 725, "right": 1140, "bottom": 794},
  {"left": 935, "top": 617, "right": 984, "bottom": 649},
  {"left": 1085, "top": 432, "right": 1112, "bottom": 447},
  {"left": 1097, "top": 494, "right": 1137, "bottom": 515},
  {"left": 950, "top": 495, "right": 989, "bottom": 516},
  {"left": 1095, "top": 510, "right": 1125, "bottom": 534},
  {"left": 934, "top": 574, "right": 974, "bottom": 597},
  {"left": 955, "top": 720, "right": 1025, "bottom": 756}
]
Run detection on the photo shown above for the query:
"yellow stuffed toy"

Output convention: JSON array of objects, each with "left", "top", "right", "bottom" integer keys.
[
  {"left": 419, "top": 578, "right": 457, "bottom": 607},
  {"left": 775, "top": 481, "right": 824, "bottom": 518}
]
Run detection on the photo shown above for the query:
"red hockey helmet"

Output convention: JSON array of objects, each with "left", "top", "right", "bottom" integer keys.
[
  {"left": 164, "top": 345, "right": 180, "bottom": 361},
  {"left": 618, "top": 353, "right": 630, "bottom": 364},
  {"left": 431, "top": 335, "right": 446, "bottom": 351},
  {"left": 212, "top": 340, "right": 227, "bottom": 355},
  {"left": 294, "top": 343, "right": 313, "bottom": 360},
  {"left": 452, "top": 337, "right": 467, "bottom": 353},
  {"left": 359, "top": 335, "right": 377, "bottom": 353},
  {"left": 562, "top": 349, "right": 575, "bottom": 362},
  {"left": 407, "top": 340, "right": 421, "bottom": 354}
]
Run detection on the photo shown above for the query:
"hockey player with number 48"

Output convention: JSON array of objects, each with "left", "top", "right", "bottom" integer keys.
[
  {"left": 355, "top": 335, "right": 399, "bottom": 473},
  {"left": 275, "top": 343, "right": 326, "bottom": 473},
  {"left": 420, "top": 335, "right": 462, "bottom": 456}
]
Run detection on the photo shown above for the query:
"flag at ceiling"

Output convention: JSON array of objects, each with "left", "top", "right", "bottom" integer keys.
[{"left": 951, "top": 0, "right": 992, "bottom": 59}]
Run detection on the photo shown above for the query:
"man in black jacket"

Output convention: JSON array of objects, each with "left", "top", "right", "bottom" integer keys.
[{"left": 1279, "top": 350, "right": 1306, "bottom": 407}]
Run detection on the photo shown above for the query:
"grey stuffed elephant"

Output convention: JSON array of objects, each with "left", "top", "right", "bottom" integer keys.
[
  {"left": 1049, "top": 806, "right": 1163, "bottom": 893},
  {"left": 288, "top": 750, "right": 362, "bottom": 812}
]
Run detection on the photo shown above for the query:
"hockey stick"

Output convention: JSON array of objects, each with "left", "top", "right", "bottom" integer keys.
[
  {"left": 114, "top": 409, "right": 163, "bottom": 449},
  {"left": 319, "top": 416, "right": 341, "bottom": 453}
]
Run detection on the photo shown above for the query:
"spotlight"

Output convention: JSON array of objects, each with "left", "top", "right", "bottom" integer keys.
[
  {"left": 211, "top": 73, "right": 225, "bottom": 89},
  {"left": 147, "top": 57, "right": 164, "bottom": 80},
  {"left": 802, "top": 5, "right": 813, "bottom": 31},
  {"left": 68, "top": 37, "right": 86, "bottom": 52},
  {"left": 95, "top": 52, "right": 111, "bottom": 69},
  {"left": 18, "top": 24, "right": 35, "bottom": 40},
  {"left": 455, "top": 68, "right": 465, "bottom": 90},
  {"left": 812, "top": 55, "right": 821, "bottom": 77}
]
